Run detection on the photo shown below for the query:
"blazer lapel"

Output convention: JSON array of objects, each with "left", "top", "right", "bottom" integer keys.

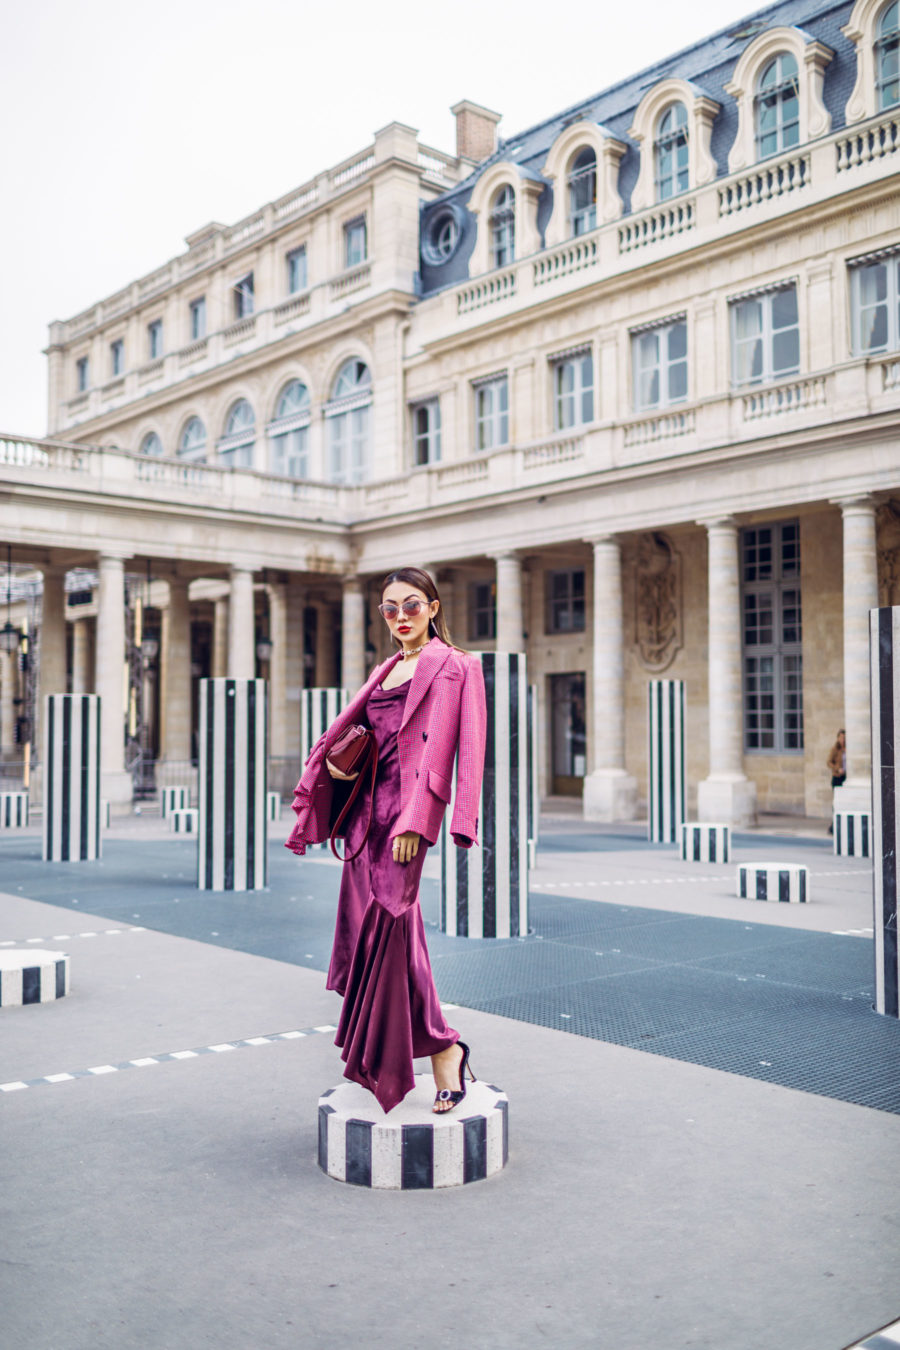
[{"left": 400, "top": 638, "right": 452, "bottom": 731}]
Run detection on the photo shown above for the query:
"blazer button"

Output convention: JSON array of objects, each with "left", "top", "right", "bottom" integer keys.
[{"left": 422, "top": 732, "right": 428, "bottom": 741}]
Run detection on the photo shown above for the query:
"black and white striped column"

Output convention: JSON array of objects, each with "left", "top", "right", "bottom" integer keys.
[
  {"left": 197, "top": 679, "right": 267, "bottom": 891},
  {"left": 870, "top": 606, "right": 900, "bottom": 1017},
  {"left": 42, "top": 694, "right": 101, "bottom": 862},
  {"left": 171, "top": 809, "right": 199, "bottom": 833},
  {"left": 0, "top": 949, "right": 70, "bottom": 1006},
  {"left": 440, "top": 653, "right": 529, "bottom": 939},
  {"left": 161, "top": 786, "right": 190, "bottom": 817},
  {"left": 834, "top": 810, "right": 871, "bottom": 858},
  {"left": 0, "top": 792, "right": 29, "bottom": 828},
  {"left": 300, "top": 688, "right": 350, "bottom": 760},
  {"left": 680, "top": 823, "right": 730, "bottom": 863},
  {"left": 648, "top": 679, "right": 685, "bottom": 843},
  {"left": 737, "top": 862, "right": 808, "bottom": 903}
]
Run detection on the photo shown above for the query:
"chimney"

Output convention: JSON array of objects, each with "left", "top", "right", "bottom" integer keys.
[{"left": 451, "top": 100, "right": 502, "bottom": 163}]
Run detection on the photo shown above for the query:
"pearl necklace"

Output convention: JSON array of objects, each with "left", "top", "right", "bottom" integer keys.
[{"left": 400, "top": 642, "right": 429, "bottom": 660}]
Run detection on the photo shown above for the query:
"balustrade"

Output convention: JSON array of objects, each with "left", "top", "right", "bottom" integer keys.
[
  {"left": 718, "top": 153, "right": 810, "bottom": 216},
  {"left": 836, "top": 109, "right": 900, "bottom": 172}
]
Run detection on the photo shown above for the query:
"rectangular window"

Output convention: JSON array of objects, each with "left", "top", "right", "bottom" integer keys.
[
  {"left": 468, "top": 581, "right": 497, "bottom": 641},
  {"left": 147, "top": 319, "right": 163, "bottom": 360},
  {"left": 474, "top": 375, "right": 509, "bottom": 451},
  {"left": 328, "top": 405, "right": 370, "bottom": 484},
  {"left": 189, "top": 297, "right": 206, "bottom": 340},
  {"left": 553, "top": 351, "right": 594, "bottom": 429},
  {"left": 287, "top": 246, "right": 308, "bottom": 294},
  {"left": 632, "top": 317, "right": 688, "bottom": 411},
  {"left": 344, "top": 217, "right": 367, "bottom": 269},
  {"left": 270, "top": 426, "right": 309, "bottom": 479},
  {"left": 742, "top": 520, "right": 803, "bottom": 752},
  {"left": 731, "top": 285, "right": 799, "bottom": 386},
  {"left": 547, "top": 569, "right": 586, "bottom": 634},
  {"left": 411, "top": 399, "right": 441, "bottom": 465},
  {"left": 110, "top": 339, "right": 124, "bottom": 377},
  {"left": 76, "top": 356, "right": 89, "bottom": 392},
  {"left": 233, "top": 273, "right": 254, "bottom": 319},
  {"left": 851, "top": 253, "right": 900, "bottom": 354}
]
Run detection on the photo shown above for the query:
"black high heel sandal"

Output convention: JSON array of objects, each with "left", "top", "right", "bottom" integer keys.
[{"left": 433, "top": 1040, "right": 476, "bottom": 1113}]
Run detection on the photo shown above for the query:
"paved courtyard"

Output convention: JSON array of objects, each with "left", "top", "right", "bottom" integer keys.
[{"left": 1, "top": 813, "right": 898, "bottom": 1350}]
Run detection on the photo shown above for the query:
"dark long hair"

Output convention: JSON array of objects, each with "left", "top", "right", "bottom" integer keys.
[{"left": 380, "top": 566, "right": 462, "bottom": 650}]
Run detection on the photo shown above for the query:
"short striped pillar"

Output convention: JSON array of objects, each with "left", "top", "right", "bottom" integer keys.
[
  {"left": 527, "top": 684, "right": 539, "bottom": 869},
  {"left": 0, "top": 792, "right": 29, "bottom": 828},
  {"left": 171, "top": 808, "right": 199, "bottom": 833},
  {"left": 42, "top": 694, "right": 101, "bottom": 862},
  {"left": 440, "top": 652, "right": 529, "bottom": 939},
  {"left": 680, "top": 823, "right": 730, "bottom": 863},
  {"left": 0, "top": 949, "right": 70, "bottom": 1007},
  {"left": 100, "top": 800, "right": 111, "bottom": 829},
  {"left": 648, "top": 679, "right": 685, "bottom": 843},
  {"left": 300, "top": 688, "right": 349, "bottom": 854},
  {"left": 161, "top": 786, "right": 190, "bottom": 817},
  {"left": 871, "top": 606, "right": 900, "bottom": 1017},
  {"left": 318, "top": 1077, "right": 508, "bottom": 1188},
  {"left": 737, "top": 862, "right": 808, "bottom": 903},
  {"left": 834, "top": 810, "right": 871, "bottom": 858},
  {"left": 197, "top": 679, "right": 267, "bottom": 891},
  {"left": 267, "top": 791, "right": 281, "bottom": 822}
]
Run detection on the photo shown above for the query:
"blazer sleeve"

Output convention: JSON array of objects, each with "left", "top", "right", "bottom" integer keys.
[
  {"left": 449, "top": 656, "right": 487, "bottom": 849},
  {"left": 284, "top": 735, "right": 333, "bottom": 856}
]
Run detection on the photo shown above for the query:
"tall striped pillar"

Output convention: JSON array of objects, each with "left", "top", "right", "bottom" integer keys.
[
  {"left": 648, "top": 679, "right": 685, "bottom": 843},
  {"left": 198, "top": 679, "right": 267, "bottom": 891},
  {"left": 870, "top": 607, "right": 900, "bottom": 1018},
  {"left": 300, "top": 688, "right": 350, "bottom": 760},
  {"left": 42, "top": 694, "right": 101, "bottom": 861},
  {"left": 440, "top": 653, "right": 529, "bottom": 939}
]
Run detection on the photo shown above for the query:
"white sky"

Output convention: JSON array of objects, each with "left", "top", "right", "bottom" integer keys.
[{"left": 1, "top": 0, "right": 762, "bottom": 436}]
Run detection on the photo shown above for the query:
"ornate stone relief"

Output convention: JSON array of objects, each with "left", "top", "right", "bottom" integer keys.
[
  {"left": 633, "top": 531, "right": 682, "bottom": 671},
  {"left": 877, "top": 500, "right": 900, "bottom": 606}
]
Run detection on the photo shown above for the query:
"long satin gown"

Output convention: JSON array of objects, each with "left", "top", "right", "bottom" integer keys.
[{"left": 327, "top": 680, "right": 459, "bottom": 1113}]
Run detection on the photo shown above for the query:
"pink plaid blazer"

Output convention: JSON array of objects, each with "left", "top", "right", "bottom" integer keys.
[{"left": 285, "top": 639, "right": 487, "bottom": 856}]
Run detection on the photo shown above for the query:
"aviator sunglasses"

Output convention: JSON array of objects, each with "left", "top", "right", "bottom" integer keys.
[{"left": 378, "top": 598, "right": 429, "bottom": 620}]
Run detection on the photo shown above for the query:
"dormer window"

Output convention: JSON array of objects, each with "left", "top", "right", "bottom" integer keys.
[
  {"left": 755, "top": 53, "right": 800, "bottom": 158},
  {"left": 877, "top": 0, "right": 900, "bottom": 108},
  {"left": 490, "top": 185, "right": 515, "bottom": 267},
  {"left": 568, "top": 149, "right": 597, "bottom": 235},
  {"left": 656, "top": 103, "right": 689, "bottom": 200}
]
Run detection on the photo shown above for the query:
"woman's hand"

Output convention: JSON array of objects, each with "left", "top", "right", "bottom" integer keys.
[
  {"left": 327, "top": 762, "right": 359, "bottom": 781},
  {"left": 392, "top": 831, "right": 421, "bottom": 865}
]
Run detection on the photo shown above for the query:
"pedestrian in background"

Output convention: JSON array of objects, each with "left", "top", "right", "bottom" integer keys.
[{"left": 827, "top": 728, "right": 846, "bottom": 833}]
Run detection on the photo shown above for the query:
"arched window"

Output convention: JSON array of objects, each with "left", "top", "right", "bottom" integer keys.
[
  {"left": 756, "top": 52, "right": 800, "bottom": 158},
  {"left": 140, "top": 432, "right": 163, "bottom": 456},
  {"left": 568, "top": 148, "right": 597, "bottom": 235},
  {"left": 218, "top": 399, "right": 256, "bottom": 469},
  {"left": 268, "top": 381, "right": 311, "bottom": 478},
  {"left": 490, "top": 185, "right": 515, "bottom": 268},
  {"left": 655, "top": 103, "right": 689, "bottom": 200},
  {"left": 877, "top": 1, "right": 900, "bottom": 108},
  {"left": 178, "top": 417, "right": 206, "bottom": 462},
  {"left": 325, "top": 360, "right": 372, "bottom": 484}
]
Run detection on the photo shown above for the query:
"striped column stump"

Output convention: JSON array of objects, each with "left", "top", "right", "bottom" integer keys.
[
  {"left": 301, "top": 688, "right": 350, "bottom": 853},
  {"left": 267, "top": 791, "right": 281, "bottom": 822},
  {"left": 834, "top": 810, "right": 871, "bottom": 858},
  {"left": 318, "top": 1077, "right": 508, "bottom": 1189},
  {"left": 648, "top": 679, "right": 685, "bottom": 843},
  {"left": 0, "top": 949, "right": 70, "bottom": 1007},
  {"left": 871, "top": 606, "right": 900, "bottom": 1017},
  {"left": 160, "top": 786, "right": 190, "bottom": 818},
  {"left": 737, "top": 862, "right": 809, "bottom": 904},
  {"left": 171, "top": 808, "right": 199, "bottom": 833},
  {"left": 42, "top": 694, "right": 101, "bottom": 862},
  {"left": 0, "top": 791, "right": 29, "bottom": 828},
  {"left": 680, "top": 823, "right": 730, "bottom": 863},
  {"left": 198, "top": 678, "right": 267, "bottom": 891},
  {"left": 100, "top": 799, "right": 111, "bottom": 829},
  {"left": 441, "top": 652, "right": 529, "bottom": 939}
]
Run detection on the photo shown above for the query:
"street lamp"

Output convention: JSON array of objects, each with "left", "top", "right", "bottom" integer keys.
[{"left": 0, "top": 544, "right": 20, "bottom": 655}]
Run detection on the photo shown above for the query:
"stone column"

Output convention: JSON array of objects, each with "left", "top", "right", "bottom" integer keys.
[
  {"left": 71, "top": 619, "right": 92, "bottom": 693},
  {"left": 834, "top": 496, "right": 879, "bottom": 810},
  {"left": 161, "top": 577, "right": 191, "bottom": 763},
  {"left": 212, "top": 597, "right": 228, "bottom": 678},
  {"left": 284, "top": 582, "right": 305, "bottom": 763},
  {"left": 492, "top": 552, "right": 525, "bottom": 652},
  {"left": 39, "top": 567, "right": 68, "bottom": 703},
  {"left": 313, "top": 598, "right": 338, "bottom": 686},
  {"left": 0, "top": 650, "right": 16, "bottom": 752},
  {"left": 341, "top": 577, "right": 366, "bottom": 692},
  {"left": 267, "top": 581, "right": 287, "bottom": 763},
  {"left": 583, "top": 536, "right": 637, "bottom": 821},
  {"left": 697, "top": 518, "right": 757, "bottom": 826},
  {"left": 227, "top": 567, "right": 255, "bottom": 678},
  {"left": 95, "top": 552, "right": 132, "bottom": 805}
]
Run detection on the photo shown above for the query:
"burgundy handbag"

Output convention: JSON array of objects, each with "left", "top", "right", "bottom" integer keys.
[{"left": 325, "top": 725, "right": 379, "bottom": 862}]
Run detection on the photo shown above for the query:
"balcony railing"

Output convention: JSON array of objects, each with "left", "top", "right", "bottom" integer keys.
[{"left": 836, "top": 108, "right": 900, "bottom": 172}]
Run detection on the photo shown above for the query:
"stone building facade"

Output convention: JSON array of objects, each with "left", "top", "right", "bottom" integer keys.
[{"left": 2, "top": 0, "right": 899, "bottom": 821}]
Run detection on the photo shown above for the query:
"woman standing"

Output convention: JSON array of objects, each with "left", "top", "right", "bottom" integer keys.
[{"left": 286, "top": 567, "right": 487, "bottom": 1115}]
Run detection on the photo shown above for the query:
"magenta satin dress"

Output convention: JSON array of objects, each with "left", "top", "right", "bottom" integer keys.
[{"left": 327, "top": 680, "right": 459, "bottom": 1113}]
